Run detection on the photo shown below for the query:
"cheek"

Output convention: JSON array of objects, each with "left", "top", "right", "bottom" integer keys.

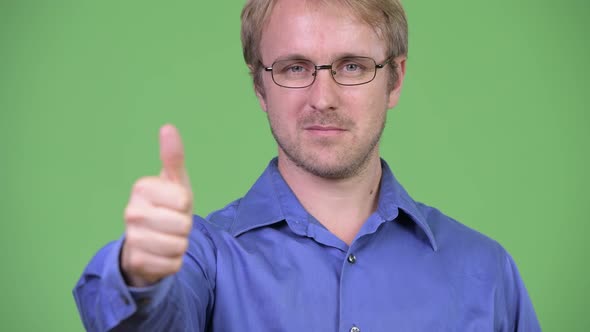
[
  {"left": 344, "top": 88, "right": 388, "bottom": 122},
  {"left": 265, "top": 95, "right": 304, "bottom": 135},
  {"left": 267, "top": 89, "right": 307, "bottom": 118}
]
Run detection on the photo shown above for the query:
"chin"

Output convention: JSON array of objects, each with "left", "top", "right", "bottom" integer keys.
[
  {"left": 293, "top": 152, "right": 371, "bottom": 179},
  {"left": 273, "top": 127, "right": 379, "bottom": 179}
]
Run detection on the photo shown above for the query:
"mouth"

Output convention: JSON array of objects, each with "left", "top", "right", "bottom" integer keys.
[
  {"left": 305, "top": 125, "right": 346, "bottom": 130},
  {"left": 304, "top": 125, "right": 347, "bottom": 136}
]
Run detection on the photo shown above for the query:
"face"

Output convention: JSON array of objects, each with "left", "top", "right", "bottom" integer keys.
[{"left": 256, "top": 0, "right": 405, "bottom": 179}]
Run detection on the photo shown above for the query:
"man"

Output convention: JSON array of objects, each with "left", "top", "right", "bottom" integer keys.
[{"left": 74, "top": 0, "right": 541, "bottom": 331}]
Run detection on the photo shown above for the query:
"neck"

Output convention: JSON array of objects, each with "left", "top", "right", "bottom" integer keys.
[{"left": 277, "top": 151, "right": 382, "bottom": 245}]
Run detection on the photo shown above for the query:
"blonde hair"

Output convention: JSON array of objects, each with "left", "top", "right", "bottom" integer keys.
[{"left": 241, "top": 0, "right": 408, "bottom": 93}]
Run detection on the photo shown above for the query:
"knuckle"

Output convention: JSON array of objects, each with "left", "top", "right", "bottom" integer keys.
[
  {"left": 124, "top": 205, "right": 142, "bottom": 224},
  {"left": 132, "top": 177, "right": 153, "bottom": 196},
  {"left": 176, "top": 238, "right": 189, "bottom": 255},
  {"left": 180, "top": 198, "right": 191, "bottom": 212},
  {"left": 168, "top": 239, "right": 186, "bottom": 256},
  {"left": 127, "top": 251, "right": 145, "bottom": 272},
  {"left": 132, "top": 179, "right": 146, "bottom": 196},
  {"left": 179, "top": 218, "right": 192, "bottom": 236},
  {"left": 171, "top": 257, "right": 184, "bottom": 273},
  {"left": 124, "top": 229, "right": 139, "bottom": 247},
  {"left": 178, "top": 190, "right": 193, "bottom": 212}
]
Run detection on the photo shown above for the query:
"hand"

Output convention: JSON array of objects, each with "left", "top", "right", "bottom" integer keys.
[{"left": 120, "top": 124, "right": 194, "bottom": 287}]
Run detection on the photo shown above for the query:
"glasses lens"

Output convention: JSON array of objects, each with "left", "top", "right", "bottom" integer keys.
[
  {"left": 331, "top": 57, "right": 377, "bottom": 85},
  {"left": 271, "top": 59, "right": 315, "bottom": 88}
]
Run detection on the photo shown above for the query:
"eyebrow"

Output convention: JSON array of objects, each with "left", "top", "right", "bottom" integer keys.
[
  {"left": 273, "top": 52, "right": 372, "bottom": 63},
  {"left": 273, "top": 54, "right": 311, "bottom": 62}
]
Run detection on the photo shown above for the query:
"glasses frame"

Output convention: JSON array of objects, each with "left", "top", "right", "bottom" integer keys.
[{"left": 263, "top": 56, "right": 393, "bottom": 89}]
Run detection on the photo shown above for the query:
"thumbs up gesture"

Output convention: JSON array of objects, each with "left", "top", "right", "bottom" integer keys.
[{"left": 121, "top": 125, "right": 194, "bottom": 287}]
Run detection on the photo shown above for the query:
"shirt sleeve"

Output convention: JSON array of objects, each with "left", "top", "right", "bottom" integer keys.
[
  {"left": 496, "top": 251, "right": 542, "bottom": 332},
  {"left": 73, "top": 216, "right": 217, "bottom": 332}
]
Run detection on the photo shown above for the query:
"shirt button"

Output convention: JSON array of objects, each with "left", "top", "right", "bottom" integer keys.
[
  {"left": 347, "top": 254, "right": 357, "bottom": 264},
  {"left": 350, "top": 326, "right": 361, "bottom": 332}
]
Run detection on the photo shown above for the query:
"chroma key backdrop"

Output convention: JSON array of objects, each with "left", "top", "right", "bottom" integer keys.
[{"left": 1, "top": 0, "right": 588, "bottom": 331}]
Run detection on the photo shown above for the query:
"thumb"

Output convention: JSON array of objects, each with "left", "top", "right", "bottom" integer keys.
[{"left": 159, "top": 124, "right": 190, "bottom": 188}]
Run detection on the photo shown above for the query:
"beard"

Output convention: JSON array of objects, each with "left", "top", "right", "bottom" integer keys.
[{"left": 268, "top": 110, "right": 386, "bottom": 179}]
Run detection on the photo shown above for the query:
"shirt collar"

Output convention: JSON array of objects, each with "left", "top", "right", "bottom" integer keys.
[{"left": 231, "top": 158, "right": 438, "bottom": 251}]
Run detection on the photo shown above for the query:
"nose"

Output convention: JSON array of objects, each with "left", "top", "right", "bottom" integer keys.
[{"left": 307, "top": 68, "right": 340, "bottom": 112}]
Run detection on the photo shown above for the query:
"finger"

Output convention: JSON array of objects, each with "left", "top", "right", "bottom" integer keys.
[
  {"left": 159, "top": 124, "right": 190, "bottom": 188},
  {"left": 125, "top": 203, "right": 193, "bottom": 237},
  {"left": 124, "top": 249, "right": 184, "bottom": 281},
  {"left": 126, "top": 227, "right": 189, "bottom": 258},
  {"left": 131, "top": 176, "right": 192, "bottom": 213}
]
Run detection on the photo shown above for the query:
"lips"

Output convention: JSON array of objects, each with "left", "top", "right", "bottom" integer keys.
[
  {"left": 303, "top": 125, "right": 347, "bottom": 138},
  {"left": 305, "top": 125, "right": 346, "bottom": 131}
]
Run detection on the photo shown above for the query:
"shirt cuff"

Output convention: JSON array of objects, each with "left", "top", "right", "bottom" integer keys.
[
  {"left": 101, "top": 237, "right": 174, "bottom": 317},
  {"left": 128, "top": 276, "right": 174, "bottom": 314}
]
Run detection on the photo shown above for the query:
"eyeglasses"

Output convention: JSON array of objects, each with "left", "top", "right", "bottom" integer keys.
[{"left": 264, "top": 56, "right": 392, "bottom": 89}]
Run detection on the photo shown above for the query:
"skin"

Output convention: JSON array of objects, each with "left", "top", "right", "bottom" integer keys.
[
  {"left": 255, "top": 0, "right": 406, "bottom": 244},
  {"left": 121, "top": 125, "right": 194, "bottom": 287},
  {"left": 120, "top": 0, "right": 407, "bottom": 287}
]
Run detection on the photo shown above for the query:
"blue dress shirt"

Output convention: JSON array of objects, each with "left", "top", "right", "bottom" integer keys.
[{"left": 74, "top": 158, "right": 540, "bottom": 331}]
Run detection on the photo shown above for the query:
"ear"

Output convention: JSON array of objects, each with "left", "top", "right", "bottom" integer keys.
[
  {"left": 255, "top": 86, "right": 268, "bottom": 113},
  {"left": 248, "top": 64, "right": 268, "bottom": 113},
  {"left": 387, "top": 56, "right": 407, "bottom": 109}
]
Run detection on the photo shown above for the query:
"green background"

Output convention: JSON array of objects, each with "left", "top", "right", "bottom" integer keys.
[{"left": 1, "top": 0, "right": 588, "bottom": 330}]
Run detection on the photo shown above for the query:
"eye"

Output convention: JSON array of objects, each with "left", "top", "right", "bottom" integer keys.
[
  {"left": 344, "top": 63, "right": 360, "bottom": 72},
  {"left": 288, "top": 65, "right": 305, "bottom": 73},
  {"left": 275, "top": 60, "right": 312, "bottom": 75}
]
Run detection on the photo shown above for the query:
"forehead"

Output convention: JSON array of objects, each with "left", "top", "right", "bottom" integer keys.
[{"left": 259, "top": 0, "right": 387, "bottom": 64}]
